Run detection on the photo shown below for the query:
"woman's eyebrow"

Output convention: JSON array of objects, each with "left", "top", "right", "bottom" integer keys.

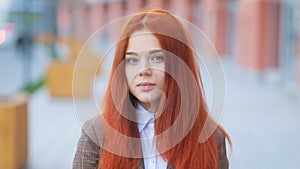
[
  {"left": 149, "top": 49, "right": 163, "bottom": 54},
  {"left": 125, "top": 51, "right": 138, "bottom": 56},
  {"left": 125, "top": 49, "right": 163, "bottom": 56}
]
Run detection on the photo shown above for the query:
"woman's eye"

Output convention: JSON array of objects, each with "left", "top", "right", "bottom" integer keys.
[
  {"left": 126, "top": 58, "right": 138, "bottom": 64},
  {"left": 151, "top": 55, "right": 164, "bottom": 62}
]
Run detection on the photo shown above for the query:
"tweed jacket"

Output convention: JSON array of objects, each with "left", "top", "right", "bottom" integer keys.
[{"left": 73, "top": 117, "right": 229, "bottom": 169}]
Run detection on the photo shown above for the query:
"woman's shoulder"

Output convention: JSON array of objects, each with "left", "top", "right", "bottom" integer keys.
[
  {"left": 73, "top": 116, "right": 103, "bottom": 169},
  {"left": 82, "top": 116, "right": 103, "bottom": 136},
  {"left": 214, "top": 127, "right": 226, "bottom": 142},
  {"left": 214, "top": 126, "right": 229, "bottom": 169},
  {"left": 80, "top": 115, "right": 106, "bottom": 149}
]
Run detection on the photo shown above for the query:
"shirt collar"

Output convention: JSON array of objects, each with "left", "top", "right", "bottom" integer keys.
[{"left": 136, "top": 104, "right": 156, "bottom": 132}]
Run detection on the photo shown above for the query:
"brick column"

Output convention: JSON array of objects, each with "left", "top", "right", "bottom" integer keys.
[
  {"left": 89, "top": 3, "right": 106, "bottom": 36},
  {"left": 199, "top": 0, "right": 229, "bottom": 57},
  {"left": 146, "top": 0, "right": 164, "bottom": 9},
  {"left": 57, "top": 1, "right": 72, "bottom": 35},
  {"left": 108, "top": 1, "right": 124, "bottom": 42},
  {"left": 236, "top": 0, "right": 280, "bottom": 71},
  {"left": 170, "top": 0, "right": 193, "bottom": 22},
  {"left": 126, "top": 0, "right": 143, "bottom": 15},
  {"left": 73, "top": 3, "right": 89, "bottom": 40}
]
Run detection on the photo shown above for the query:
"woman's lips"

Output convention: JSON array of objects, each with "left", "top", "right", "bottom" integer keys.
[{"left": 137, "top": 82, "right": 155, "bottom": 91}]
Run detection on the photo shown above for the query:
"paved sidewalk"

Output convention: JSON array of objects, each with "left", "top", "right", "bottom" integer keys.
[
  {"left": 26, "top": 89, "right": 81, "bottom": 169},
  {"left": 222, "top": 61, "right": 300, "bottom": 169}
]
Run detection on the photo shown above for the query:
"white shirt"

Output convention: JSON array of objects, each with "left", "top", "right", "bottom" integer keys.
[{"left": 136, "top": 104, "right": 168, "bottom": 169}]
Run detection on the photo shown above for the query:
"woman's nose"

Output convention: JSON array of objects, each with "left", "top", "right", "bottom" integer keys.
[
  {"left": 139, "top": 67, "right": 152, "bottom": 76},
  {"left": 139, "top": 60, "right": 152, "bottom": 76}
]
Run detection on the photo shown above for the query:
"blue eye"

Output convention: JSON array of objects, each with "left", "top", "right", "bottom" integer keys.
[
  {"left": 152, "top": 55, "right": 164, "bottom": 62},
  {"left": 126, "top": 58, "right": 138, "bottom": 64}
]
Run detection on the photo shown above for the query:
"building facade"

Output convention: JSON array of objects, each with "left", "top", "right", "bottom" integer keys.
[{"left": 55, "top": 0, "right": 300, "bottom": 89}]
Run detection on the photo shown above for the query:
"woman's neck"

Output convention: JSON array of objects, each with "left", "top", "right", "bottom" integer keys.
[
  {"left": 138, "top": 97, "right": 166, "bottom": 114},
  {"left": 139, "top": 102, "right": 157, "bottom": 113}
]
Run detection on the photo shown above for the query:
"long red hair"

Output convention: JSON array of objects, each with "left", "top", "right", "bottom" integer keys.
[{"left": 98, "top": 9, "right": 230, "bottom": 169}]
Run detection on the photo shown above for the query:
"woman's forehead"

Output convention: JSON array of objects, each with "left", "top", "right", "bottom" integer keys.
[{"left": 127, "top": 30, "right": 162, "bottom": 52}]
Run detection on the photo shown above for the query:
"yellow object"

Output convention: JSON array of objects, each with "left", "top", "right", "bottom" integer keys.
[
  {"left": 46, "top": 36, "right": 103, "bottom": 98},
  {"left": 46, "top": 61, "right": 75, "bottom": 97},
  {"left": 0, "top": 94, "right": 28, "bottom": 169},
  {"left": 46, "top": 54, "right": 102, "bottom": 98}
]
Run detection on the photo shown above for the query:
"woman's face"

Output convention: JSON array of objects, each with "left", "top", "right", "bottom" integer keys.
[{"left": 125, "top": 29, "right": 165, "bottom": 111}]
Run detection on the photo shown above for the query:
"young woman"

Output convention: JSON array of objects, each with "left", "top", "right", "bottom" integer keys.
[{"left": 73, "top": 9, "right": 231, "bottom": 169}]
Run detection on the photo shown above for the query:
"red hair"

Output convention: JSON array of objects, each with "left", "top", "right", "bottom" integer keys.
[{"left": 99, "top": 9, "right": 230, "bottom": 169}]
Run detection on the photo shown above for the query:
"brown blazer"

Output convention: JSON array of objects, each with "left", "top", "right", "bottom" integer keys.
[{"left": 73, "top": 117, "right": 229, "bottom": 169}]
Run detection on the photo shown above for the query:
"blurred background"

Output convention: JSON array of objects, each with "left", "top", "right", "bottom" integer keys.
[{"left": 0, "top": 0, "right": 300, "bottom": 169}]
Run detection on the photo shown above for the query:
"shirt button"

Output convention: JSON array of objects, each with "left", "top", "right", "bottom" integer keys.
[{"left": 151, "top": 158, "right": 156, "bottom": 163}]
